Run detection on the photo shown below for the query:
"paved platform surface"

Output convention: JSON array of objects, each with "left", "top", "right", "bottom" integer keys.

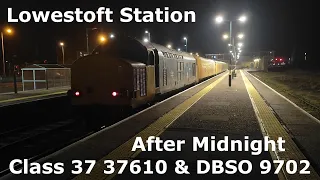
[
  {"left": 88, "top": 70, "right": 319, "bottom": 179},
  {"left": 111, "top": 70, "right": 278, "bottom": 179},
  {"left": 1, "top": 71, "right": 320, "bottom": 180},
  {"left": 0, "top": 82, "right": 23, "bottom": 94},
  {"left": 244, "top": 70, "right": 320, "bottom": 172},
  {"left": 0, "top": 86, "right": 69, "bottom": 107}
]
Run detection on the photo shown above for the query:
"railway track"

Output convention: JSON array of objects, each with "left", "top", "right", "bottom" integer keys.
[
  {"left": 0, "top": 119, "right": 92, "bottom": 176},
  {"left": 0, "top": 74, "right": 224, "bottom": 178}
]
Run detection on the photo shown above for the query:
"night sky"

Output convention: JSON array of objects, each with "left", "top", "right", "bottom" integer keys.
[{"left": 0, "top": 0, "right": 315, "bottom": 67}]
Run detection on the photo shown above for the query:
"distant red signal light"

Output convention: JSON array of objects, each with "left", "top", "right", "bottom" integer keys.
[
  {"left": 112, "top": 92, "right": 118, "bottom": 97},
  {"left": 75, "top": 91, "right": 80, "bottom": 96}
]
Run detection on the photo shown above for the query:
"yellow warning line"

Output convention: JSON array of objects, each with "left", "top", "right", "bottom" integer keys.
[
  {"left": 241, "top": 70, "right": 320, "bottom": 180},
  {"left": 73, "top": 73, "right": 228, "bottom": 180},
  {"left": 0, "top": 91, "right": 67, "bottom": 104}
]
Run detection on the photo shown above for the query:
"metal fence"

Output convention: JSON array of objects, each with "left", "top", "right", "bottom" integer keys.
[{"left": 21, "top": 64, "right": 71, "bottom": 91}]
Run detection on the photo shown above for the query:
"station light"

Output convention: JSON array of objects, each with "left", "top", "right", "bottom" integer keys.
[
  {"left": 143, "top": 38, "right": 149, "bottom": 43},
  {"left": 178, "top": 48, "right": 181, "bottom": 51},
  {"left": 6, "top": 28, "right": 12, "bottom": 34},
  {"left": 238, "top": 43, "right": 243, "bottom": 47},
  {"left": 239, "top": 16, "right": 247, "bottom": 22},
  {"left": 238, "top": 33, "right": 244, "bottom": 39},
  {"left": 167, "top": 44, "right": 172, "bottom": 48},
  {"left": 223, "top": 34, "right": 229, "bottom": 39},
  {"left": 215, "top": 16, "right": 223, "bottom": 23},
  {"left": 99, "top": 35, "right": 107, "bottom": 43},
  {"left": 110, "top": 34, "right": 115, "bottom": 38}
]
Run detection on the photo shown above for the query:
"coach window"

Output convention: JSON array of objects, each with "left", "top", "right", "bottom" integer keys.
[
  {"left": 177, "top": 61, "right": 184, "bottom": 81},
  {"left": 192, "top": 63, "right": 196, "bottom": 76}
]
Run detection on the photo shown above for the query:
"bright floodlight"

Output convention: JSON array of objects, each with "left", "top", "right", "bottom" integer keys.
[
  {"left": 184, "top": 37, "right": 187, "bottom": 40},
  {"left": 239, "top": 16, "right": 247, "bottom": 22},
  {"left": 178, "top": 48, "right": 181, "bottom": 51},
  {"left": 145, "top": 30, "right": 149, "bottom": 34},
  {"left": 238, "top": 33, "right": 244, "bottom": 39},
  {"left": 167, "top": 44, "right": 172, "bottom": 48},
  {"left": 59, "top": 42, "right": 64, "bottom": 46},
  {"left": 223, "top": 34, "right": 229, "bottom": 39},
  {"left": 215, "top": 16, "right": 223, "bottom": 23},
  {"left": 238, "top": 43, "right": 243, "bottom": 47},
  {"left": 143, "top": 38, "right": 149, "bottom": 43}
]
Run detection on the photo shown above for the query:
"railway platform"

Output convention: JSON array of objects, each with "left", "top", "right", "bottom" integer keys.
[
  {"left": 0, "top": 87, "right": 69, "bottom": 107},
  {"left": 1, "top": 70, "right": 320, "bottom": 180}
]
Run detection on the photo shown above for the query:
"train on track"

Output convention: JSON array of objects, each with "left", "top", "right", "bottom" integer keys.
[{"left": 68, "top": 36, "right": 228, "bottom": 123}]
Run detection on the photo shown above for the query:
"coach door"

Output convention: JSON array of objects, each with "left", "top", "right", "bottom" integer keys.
[{"left": 148, "top": 49, "right": 159, "bottom": 88}]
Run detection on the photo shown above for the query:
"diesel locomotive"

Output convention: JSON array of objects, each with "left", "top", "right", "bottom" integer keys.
[{"left": 68, "top": 36, "right": 228, "bottom": 115}]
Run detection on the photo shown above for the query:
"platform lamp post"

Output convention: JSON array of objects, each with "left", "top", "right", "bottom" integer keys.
[
  {"left": 59, "top": 42, "right": 65, "bottom": 64},
  {"left": 183, "top": 37, "right": 188, "bottom": 52},
  {"left": 1, "top": 27, "right": 13, "bottom": 77},
  {"left": 145, "top": 30, "right": 151, "bottom": 42},
  {"left": 215, "top": 15, "right": 247, "bottom": 87},
  {"left": 86, "top": 28, "right": 98, "bottom": 54}
]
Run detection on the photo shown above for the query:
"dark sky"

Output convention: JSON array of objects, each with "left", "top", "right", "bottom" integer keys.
[{"left": 0, "top": 0, "right": 315, "bottom": 65}]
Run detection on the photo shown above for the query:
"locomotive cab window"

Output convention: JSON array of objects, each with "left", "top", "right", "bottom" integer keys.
[{"left": 148, "top": 51, "right": 155, "bottom": 65}]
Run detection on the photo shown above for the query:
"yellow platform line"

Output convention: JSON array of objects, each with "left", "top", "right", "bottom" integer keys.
[
  {"left": 0, "top": 91, "right": 67, "bottom": 104},
  {"left": 73, "top": 73, "right": 228, "bottom": 180},
  {"left": 241, "top": 70, "right": 320, "bottom": 180}
]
